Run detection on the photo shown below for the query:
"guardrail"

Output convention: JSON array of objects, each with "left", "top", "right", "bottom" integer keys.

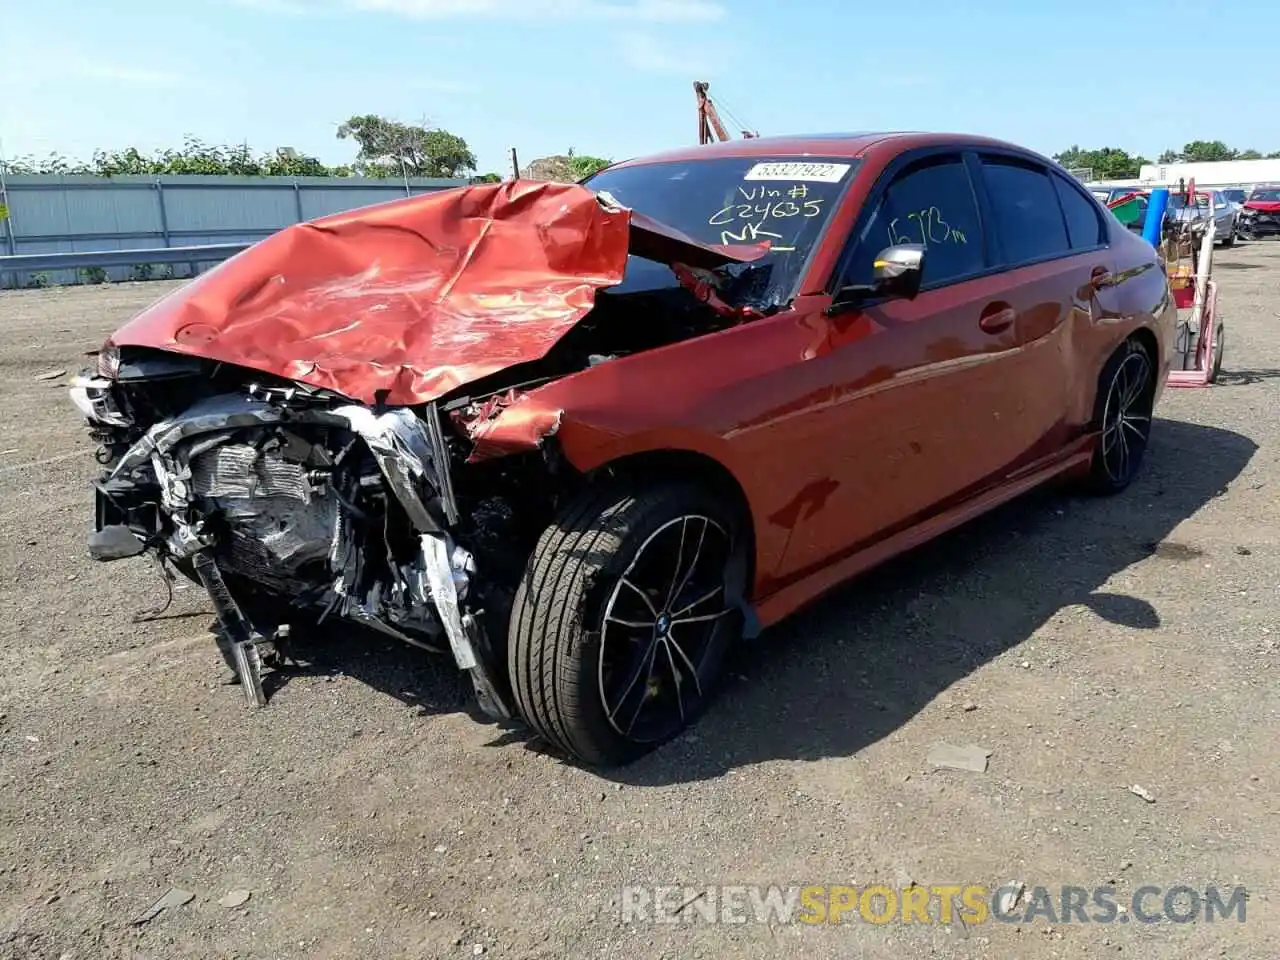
[{"left": 0, "top": 242, "right": 251, "bottom": 276}]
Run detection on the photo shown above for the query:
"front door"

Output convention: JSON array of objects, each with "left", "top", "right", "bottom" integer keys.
[{"left": 776, "top": 152, "right": 1048, "bottom": 579}]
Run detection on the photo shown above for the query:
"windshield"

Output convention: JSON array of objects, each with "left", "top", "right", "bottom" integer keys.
[
  {"left": 1167, "top": 194, "right": 1210, "bottom": 210},
  {"left": 1250, "top": 189, "right": 1280, "bottom": 202},
  {"left": 585, "top": 156, "right": 858, "bottom": 307},
  {"left": 1221, "top": 189, "right": 1246, "bottom": 203}
]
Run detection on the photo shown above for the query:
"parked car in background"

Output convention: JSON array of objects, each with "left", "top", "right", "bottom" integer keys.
[
  {"left": 70, "top": 132, "right": 1177, "bottom": 765},
  {"left": 1220, "top": 187, "right": 1248, "bottom": 210},
  {"left": 1238, "top": 185, "right": 1280, "bottom": 240},
  {"left": 1105, "top": 188, "right": 1237, "bottom": 245},
  {"left": 1167, "top": 189, "right": 1238, "bottom": 246}
]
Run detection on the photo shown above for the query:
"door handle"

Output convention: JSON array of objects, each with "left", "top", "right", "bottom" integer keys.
[
  {"left": 978, "top": 302, "right": 1015, "bottom": 334},
  {"left": 1090, "top": 265, "right": 1113, "bottom": 290}
]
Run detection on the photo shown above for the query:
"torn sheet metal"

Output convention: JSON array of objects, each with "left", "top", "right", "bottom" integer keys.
[
  {"left": 669, "top": 262, "right": 765, "bottom": 320},
  {"left": 108, "top": 180, "right": 767, "bottom": 406},
  {"left": 450, "top": 389, "right": 564, "bottom": 462},
  {"left": 334, "top": 405, "right": 442, "bottom": 532},
  {"left": 420, "top": 533, "right": 478, "bottom": 670}
]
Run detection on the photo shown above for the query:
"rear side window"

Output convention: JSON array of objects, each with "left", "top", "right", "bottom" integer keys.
[
  {"left": 1052, "top": 173, "right": 1106, "bottom": 249},
  {"left": 844, "top": 155, "right": 984, "bottom": 288},
  {"left": 980, "top": 158, "right": 1070, "bottom": 265}
]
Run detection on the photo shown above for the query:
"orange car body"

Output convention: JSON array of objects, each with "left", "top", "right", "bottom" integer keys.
[{"left": 108, "top": 132, "right": 1176, "bottom": 630}]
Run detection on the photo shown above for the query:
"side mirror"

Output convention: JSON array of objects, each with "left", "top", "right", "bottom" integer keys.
[{"left": 827, "top": 244, "right": 925, "bottom": 315}]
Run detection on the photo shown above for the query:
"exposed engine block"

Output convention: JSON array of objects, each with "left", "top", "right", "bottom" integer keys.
[{"left": 188, "top": 439, "right": 338, "bottom": 593}]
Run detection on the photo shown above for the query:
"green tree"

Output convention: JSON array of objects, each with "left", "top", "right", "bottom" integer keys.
[
  {"left": 336, "top": 115, "right": 476, "bottom": 178},
  {"left": 1237, "top": 149, "right": 1263, "bottom": 161},
  {"left": 1053, "top": 145, "right": 1147, "bottom": 179},
  {"left": 7, "top": 139, "right": 340, "bottom": 177},
  {"left": 1178, "top": 140, "right": 1237, "bottom": 162},
  {"left": 566, "top": 148, "right": 611, "bottom": 180}
]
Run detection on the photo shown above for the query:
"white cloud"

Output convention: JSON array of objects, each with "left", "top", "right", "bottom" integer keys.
[
  {"left": 0, "top": 46, "right": 186, "bottom": 90},
  {"left": 619, "top": 32, "right": 709, "bottom": 75},
  {"left": 231, "top": 0, "right": 725, "bottom": 22}
]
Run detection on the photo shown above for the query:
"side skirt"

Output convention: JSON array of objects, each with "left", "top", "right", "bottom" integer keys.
[{"left": 754, "top": 439, "right": 1097, "bottom": 628}]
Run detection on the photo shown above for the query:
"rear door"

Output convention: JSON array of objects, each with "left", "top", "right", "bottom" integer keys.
[{"left": 971, "top": 153, "right": 1113, "bottom": 456}]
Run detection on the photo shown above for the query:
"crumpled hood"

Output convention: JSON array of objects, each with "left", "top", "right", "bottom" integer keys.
[
  {"left": 1244, "top": 199, "right": 1280, "bottom": 213},
  {"left": 109, "top": 179, "right": 764, "bottom": 405}
]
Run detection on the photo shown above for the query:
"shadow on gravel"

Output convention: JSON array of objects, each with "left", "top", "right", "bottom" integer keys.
[
  {"left": 258, "top": 629, "right": 477, "bottom": 717},
  {"left": 1216, "top": 367, "right": 1280, "bottom": 386},
  {"left": 609, "top": 417, "right": 1257, "bottom": 786}
]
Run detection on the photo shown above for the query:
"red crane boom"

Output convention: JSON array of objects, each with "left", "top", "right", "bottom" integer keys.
[{"left": 694, "top": 81, "right": 758, "bottom": 145}]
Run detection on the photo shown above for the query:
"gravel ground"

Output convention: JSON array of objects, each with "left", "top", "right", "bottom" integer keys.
[{"left": 1, "top": 245, "right": 1277, "bottom": 960}]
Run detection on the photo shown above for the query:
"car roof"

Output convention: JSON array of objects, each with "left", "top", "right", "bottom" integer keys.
[{"left": 608, "top": 131, "right": 1045, "bottom": 169}]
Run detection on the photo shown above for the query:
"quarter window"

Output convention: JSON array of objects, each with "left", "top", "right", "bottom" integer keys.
[
  {"left": 1052, "top": 173, "right": 1106, "bottom": 249},
  {"left": 980, "top": 158, "right": 1070, "bottom": 265},
  {"left": 844, "top": 155, "right": 984, "bottom": 288}
]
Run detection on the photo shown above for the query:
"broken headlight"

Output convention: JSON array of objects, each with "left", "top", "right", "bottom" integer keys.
[{"left": 97, "top": 341, "right": 121, "bottom": 379}]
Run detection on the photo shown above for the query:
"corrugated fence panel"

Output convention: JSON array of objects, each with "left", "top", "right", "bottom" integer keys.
[
  {"left": 0, "top": 174, "right": 467, "bottom": 288},
  {"left": 300, "top": 186, "right": 410, "bottom": 220}
]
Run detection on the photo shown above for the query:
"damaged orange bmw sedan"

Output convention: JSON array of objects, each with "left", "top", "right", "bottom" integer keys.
[{"left": 71, "top": 133, "right": 1175, "bottom": 765}]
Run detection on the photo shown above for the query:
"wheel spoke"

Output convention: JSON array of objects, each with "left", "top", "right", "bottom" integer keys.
[
  {"left": 1123, "top": 363, "right": 1148, "bottom": 408},
  {"left": 661, "top": 640, "right": 685, "bottom": 722},
  {"left": 666, "top": 518, "right": 708, "bottom": 614},
  {"left": 619, "top": 577, "right": 659, "bottom": 618},
  {"left": 669, "top": 584, "right": 723, "bottom": 619},
  {"left": 672, "top": 608, "right": 732, "bottom": 626},
  {"left": 665, "top": 630, "right": 704, "bottom": 698},
  {"left": 1121, "top": 417, "right": 1147, "bottom": 440},
  {"left": 606, "top": 636, "right": 660, "bottom": 723},
  {"left": 1116, "top": 417, "right": 1130, "bottom": 479},
  {"left": 605, "top": 615, "right": 656, "bottom": 630},
  {"left": 1115, "top": 364, "right": 1133, "bottom": 411},
  {"left": 623, "top": 641, "right": 661, "bottom": 737},
  {"left": 661, "top": 517, "right": 690, "bottom": 612}
]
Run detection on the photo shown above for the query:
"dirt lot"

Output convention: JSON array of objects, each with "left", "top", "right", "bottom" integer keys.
[{"left": 1, "top": 245, "right": 1277, "bottom": 960}]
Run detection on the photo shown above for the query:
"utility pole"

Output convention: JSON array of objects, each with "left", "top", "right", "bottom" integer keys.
[
  {"left": 0, "top": 135, "right": 15, "bottom": 263},
  {"left": 509, "top": 147, "right": 519, "bottom": 181}
]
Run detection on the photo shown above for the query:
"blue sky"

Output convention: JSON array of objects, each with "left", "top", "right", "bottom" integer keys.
[{"left": 2, "top": 0, "right": 1277, "bottom": 175}]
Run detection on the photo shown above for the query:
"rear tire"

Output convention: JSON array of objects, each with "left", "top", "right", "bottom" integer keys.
[
  {"left": 507, "top": 480, "right": 747, "bottom": 766},
  {"left": 1081, "top": 337, "right": 1156, "bottom": 495}
]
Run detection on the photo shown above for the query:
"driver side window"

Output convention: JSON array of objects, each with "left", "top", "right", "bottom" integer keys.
[{"left": 844, "top": 155, "right": 984, "bottom": 289}]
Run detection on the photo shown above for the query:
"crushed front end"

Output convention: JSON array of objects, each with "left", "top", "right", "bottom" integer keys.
[
  {"left": 67, "top": 179, "right": 770, "bottom": 720},
  {"left": 1237, "top": 203, "right": 1280, "bottom": 239},
  {"left": 71, "top": 345, "right": 520, "bottom": 716}
]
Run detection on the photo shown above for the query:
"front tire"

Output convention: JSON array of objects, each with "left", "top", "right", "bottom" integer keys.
[
  {"left": 1082, "top": 337, "right": 1156, "bottom": 495},
  {"left": 507, "top": 480, "right": 747, "bottom": 766}
]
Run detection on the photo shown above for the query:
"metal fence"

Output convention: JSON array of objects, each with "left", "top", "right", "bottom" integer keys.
[{"left": 0, "top": 173, "right": 468, "bottom": 288}]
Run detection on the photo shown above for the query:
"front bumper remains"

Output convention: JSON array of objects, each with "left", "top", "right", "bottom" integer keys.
[
  {"left": 83, "top": 386, "right": 514, "bottom": 718},
  {"left": 1239, "top": 211, "right": 1280, "bottom": 237}
]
